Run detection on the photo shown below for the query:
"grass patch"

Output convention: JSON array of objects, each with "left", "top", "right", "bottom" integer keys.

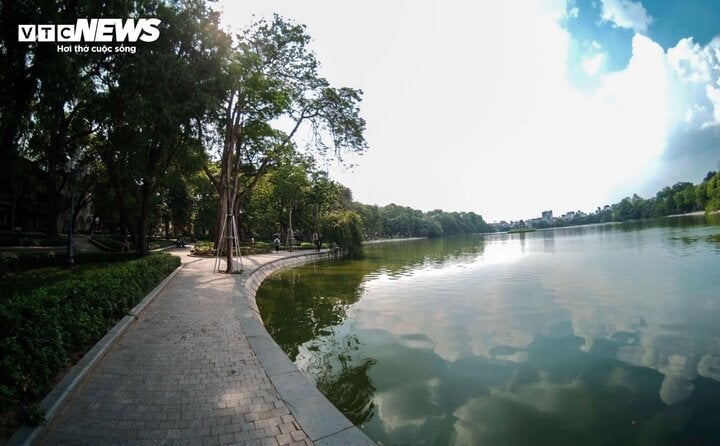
[
  {"left": 148, "top": 239, "right": 177, "bottom": 250},
  {"left": 0, "top": 253, "right": 180, "bottom": 430}
]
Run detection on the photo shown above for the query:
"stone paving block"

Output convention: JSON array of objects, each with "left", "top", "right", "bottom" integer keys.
[{"left": 34, "top": 251, "right": 371, "bottom": 446}]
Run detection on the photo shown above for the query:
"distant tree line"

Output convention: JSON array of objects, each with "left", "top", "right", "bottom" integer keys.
[
  {"left": 354, "top": 203, "right": 492, "bottom": 239},
  {"left": 528, "top": 171, "right": 720, "bottom": 229}
]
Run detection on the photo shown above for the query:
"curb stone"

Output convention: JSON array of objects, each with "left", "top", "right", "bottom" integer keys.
[{"left": 234, "top": 251, "right": 376, "bottom": 445}]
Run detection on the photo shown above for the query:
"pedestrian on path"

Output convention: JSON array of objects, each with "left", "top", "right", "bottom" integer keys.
[
  {"left": 273, "top": 236, "right": 281, "bottom": 252},
  {"left": 312, "top": 232, "right": 321, "bottom": 252}
]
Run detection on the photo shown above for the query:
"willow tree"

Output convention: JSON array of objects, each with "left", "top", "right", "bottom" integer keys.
[{"left": 205, "top": 15, "right": 367, "bottom": 271}]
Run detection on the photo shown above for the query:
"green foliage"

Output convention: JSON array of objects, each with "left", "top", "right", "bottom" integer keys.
[
  {"left": 189, "top": 167, "right": 220, "bottom": 240},
  {"left": 706, "top": 173, "right": 720, "bottom": 213},
  {"left": 321, "top": 211, "right": 365, "bottom": 259},
  {"left": 0, "top": 251, "right": 138, "bottom": 277},
  {"left": 520, "top": 174, "right": 720, "bottom": 231},
  {"left": 353, "top": 203, "right": 491, "bottom": 239},
  {"left": 241, "top": 246, "right": 274, "bottom": 255},
  {"left": 211, "top": 15, "right": 367, "bottom": 262},
  {"left": 0, "top": 253, "right": 180, "bottom": 423}
]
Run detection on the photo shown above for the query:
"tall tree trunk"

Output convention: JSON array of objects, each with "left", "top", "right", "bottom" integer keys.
[{"left": 215, "top": 186, "right": 227, "bottom": 248}]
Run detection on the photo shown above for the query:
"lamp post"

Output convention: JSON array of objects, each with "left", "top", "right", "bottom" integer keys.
[
  {"left": 65, "top": 157, "right": 78, "bottom": 266},
  {"left": 237, "top": 208, "right": 244, "bottom": 271}
]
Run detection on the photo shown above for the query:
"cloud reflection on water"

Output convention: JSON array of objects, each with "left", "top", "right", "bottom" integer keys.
[{"left": 258, "top": 218, "right": 720, "bottom": 444}]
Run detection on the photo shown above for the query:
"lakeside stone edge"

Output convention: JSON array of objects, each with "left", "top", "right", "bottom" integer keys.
[
  {"left": 9, "top": 251, "right": 375, "bottom": 445},
  {"left": 234, "top": 251, "right": 376, "bottom": 445}
]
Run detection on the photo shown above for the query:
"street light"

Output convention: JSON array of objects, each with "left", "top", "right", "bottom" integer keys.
[{"left": 65, "top": 156, "right": 78, "bottom": 266}]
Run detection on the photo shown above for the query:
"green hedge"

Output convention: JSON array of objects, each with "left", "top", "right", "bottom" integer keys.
[
  {"left": 91, "top": 236, "right": 179, "bottom": 252},
  {"left": 0, "top": 253, "right": 181, "bottom": 423},
  {"left": 0, "top": 251, "right": 138, "bottom": 276}
]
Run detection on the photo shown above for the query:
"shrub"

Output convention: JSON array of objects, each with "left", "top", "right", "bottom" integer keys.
[
  {"left": 241, "top": 245, "right": 272, "bottom": 255},
  {"left": 0, "top": 251, "right": 138, "bottom": 277},
  {"left": 0, "top": 253, "right": 180, "bottom": 423}
]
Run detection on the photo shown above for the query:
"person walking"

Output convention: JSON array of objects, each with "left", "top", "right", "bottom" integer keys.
[
  {"left": 312, "top": 232, "right": 321, "bottom": 252},
  {"left": 273, "top": 236, "right": 281, "bottom": 252}
]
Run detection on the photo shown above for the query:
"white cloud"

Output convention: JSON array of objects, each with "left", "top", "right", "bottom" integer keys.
[
  {"left": 582, "top": 52, "right": 606, "bottom": 75},
  {"left": 705, "top": 85, "right": 720, "bottom": 127},
  {"left": 664, "top": 38, "right": 720, "bottom": 129},
  {"left": 599, "top": 0, "right": 653, "bottom": 33},
  {"left": 217, "top": 0, "right": 718, "bottom": 220},
  {"left": 667, "top": 38, "right": 713, "bottom": 84}
]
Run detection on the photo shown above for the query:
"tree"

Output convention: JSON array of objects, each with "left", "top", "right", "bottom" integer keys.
[
  {"left": 321, "top": 210, "right": 365, "bottom": 259},
  {"left": 706, "top": 173, "right": 720, "bottom": 213},
  {"left": 188, "top": 165, "right": 220, "bottom": 240},
  {"left": 96, "top": 0, "right": 228, "bottom": 254},
  {"left": 354, "top": 204, "right": 383, "bottom": 239},
  {"left": 272, "top": 159, "right": 310, "bottom": 250},
  {"left": 205, "top": 15, "right": 367, "bottom": 271}
]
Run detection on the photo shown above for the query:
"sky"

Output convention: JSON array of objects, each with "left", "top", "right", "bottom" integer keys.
[{"left": 217, "top": 0, "right": 720, "bottom": 222}]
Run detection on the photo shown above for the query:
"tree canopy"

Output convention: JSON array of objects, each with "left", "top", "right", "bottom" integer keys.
[{"left": 3, "top": 1, "right": 718, "bottom": 261}]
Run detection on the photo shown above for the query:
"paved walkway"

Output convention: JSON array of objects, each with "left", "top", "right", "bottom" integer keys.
[{"left": 41, "top": 249, "right": 317, "bottom": 446}]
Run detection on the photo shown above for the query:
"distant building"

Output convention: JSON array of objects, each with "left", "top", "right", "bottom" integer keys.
[{"left": 541, "top": 210, "right": 553, "bottom": 221}]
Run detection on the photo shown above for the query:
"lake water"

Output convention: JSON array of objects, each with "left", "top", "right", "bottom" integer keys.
[{"left": 256, "top": 216, "right": 720, "bottom": 445}]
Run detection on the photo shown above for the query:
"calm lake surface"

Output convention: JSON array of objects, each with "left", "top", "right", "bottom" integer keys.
[{"left": 256, "top": 216, "right": 720, "bottom": 445}]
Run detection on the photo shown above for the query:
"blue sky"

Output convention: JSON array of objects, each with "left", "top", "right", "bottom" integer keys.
[
  {"left": 565, "top": 0, "right": 720, "bottom": 86},
  {"left": 219, "top": 0, "right": 720, "bottom": 221}
]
